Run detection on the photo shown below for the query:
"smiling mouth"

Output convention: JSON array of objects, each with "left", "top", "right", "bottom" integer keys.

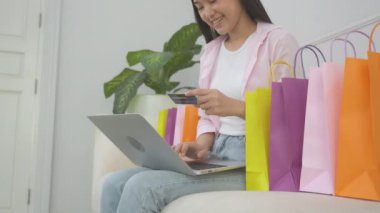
[{"left": 211, "top": 17, "right": 223, "bottom": 27}]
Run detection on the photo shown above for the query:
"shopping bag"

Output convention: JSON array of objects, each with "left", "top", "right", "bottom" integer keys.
[
  {"left": 164, "top": 108, "right": 177, "bottom": 145},
  {"left": 173, "top": 105, "right": 186, "bottom": 146},
  {"left": 181, "top": 105, "right": 199, "bottom": 143},
  {"left": 335, "top": 25, "right": 380, "bottom": 201},
  {"left": 269, "top": 50, "right": 309, "bottom": 192},
  {"left": 245, "top": 89, "right": 271, "bottom": 191},
  {"left": 368, "top": 23, "right": 380, "bottom": 172},
  {"left": 157, "top": 109, "right": 168, "bottom": 138},
  {"left": 300, "top": 43, "right": 344, "bottom": 195},
  {"left": 246, "top": 60, "right": 292, "bottom": 191}
]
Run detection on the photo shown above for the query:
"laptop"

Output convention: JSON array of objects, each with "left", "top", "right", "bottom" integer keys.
[{"left": 88, "top": 114, "right": 245, "bottom": 176}]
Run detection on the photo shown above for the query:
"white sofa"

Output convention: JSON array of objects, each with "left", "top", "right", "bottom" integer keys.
[{"left": 91, "top": 129, "right": 380, "bottom": 213}]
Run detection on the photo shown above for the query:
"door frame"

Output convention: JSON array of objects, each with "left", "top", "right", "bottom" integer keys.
[{"left": 29, "top": 0, "right": 61, "bottom": 212}]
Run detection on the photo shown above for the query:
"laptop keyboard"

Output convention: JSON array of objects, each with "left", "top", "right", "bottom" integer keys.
[{"left": 186, "top": 162, "right": 225, "bottom": 170}]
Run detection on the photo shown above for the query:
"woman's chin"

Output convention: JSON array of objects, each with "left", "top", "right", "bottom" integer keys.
[{"left": 215, "top": 29, "right": 227, "bottom": 36}]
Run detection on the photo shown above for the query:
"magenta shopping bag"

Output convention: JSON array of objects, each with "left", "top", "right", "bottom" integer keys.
[
  {"left": 269, "top": 47, "right": 309, "bottom": 192},
  {"left": 164, "top": 108, "right": 177, "bottom": 145}
]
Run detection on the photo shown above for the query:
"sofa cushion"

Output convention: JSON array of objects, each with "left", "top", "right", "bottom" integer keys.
[{"left": 161, "top": 191, "right": 380, "bottom": 213}]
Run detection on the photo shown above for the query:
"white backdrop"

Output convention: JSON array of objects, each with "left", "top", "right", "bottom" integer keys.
[{"left": 50, "top": 0, "right": 380, "bottom": 212}]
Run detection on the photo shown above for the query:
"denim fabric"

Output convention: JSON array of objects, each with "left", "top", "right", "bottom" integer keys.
[{"left": 101, "top": 134, "right": 245, "bottom": 213}]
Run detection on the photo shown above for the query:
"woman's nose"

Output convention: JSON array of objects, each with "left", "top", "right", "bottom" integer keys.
[{"left": 204, "top": 6, "right": 215, "bottom": 20}]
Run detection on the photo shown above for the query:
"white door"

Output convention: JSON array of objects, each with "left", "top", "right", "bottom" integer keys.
[{"left": 0, "top": 0, "right": 41, "bottom": 212}]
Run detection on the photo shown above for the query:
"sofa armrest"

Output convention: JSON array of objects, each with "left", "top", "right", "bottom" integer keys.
[{"left": 91, "top": 128, "right": 135, "bottom": 213}]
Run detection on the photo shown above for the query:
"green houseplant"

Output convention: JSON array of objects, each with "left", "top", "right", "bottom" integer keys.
[{"left": 104, "top": 23, "right": 202, "bottom": 114}]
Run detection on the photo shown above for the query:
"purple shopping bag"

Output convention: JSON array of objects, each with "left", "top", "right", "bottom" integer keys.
[
  {"left": 269, "top": 46, "right": 309, "bottom": 192},
  {"left": 164, "top": 108, "right": 177, "bottom": 146}
]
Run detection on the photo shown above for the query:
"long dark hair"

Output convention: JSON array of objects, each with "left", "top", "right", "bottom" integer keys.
[{"left": 191, "top": 0, "right": 272, "bottom": 43}]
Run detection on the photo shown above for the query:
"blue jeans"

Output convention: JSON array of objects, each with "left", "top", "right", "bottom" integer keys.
[{"left": 101, "top": 134, "right": 246, "bottom": 213}]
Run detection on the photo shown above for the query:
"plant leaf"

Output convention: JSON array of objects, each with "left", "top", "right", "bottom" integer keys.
[
  {"left": 143, "top": 74, "right": 179, "bottom": 94},
  {"left": 161, "top": 23, "right": 202, "bottom": 79},
  {"left": 113, "top": 72, "right": 147, "bottom": 114},
  {"left": 164, "top": 23, "right": 202, "bottom": 52},
  {"left": 141, "top": 52, "right": 173, "bottom": 93},
  {"left": 143, "top": 73, "right": 168, "bottom": 94},
  {"left": 104, "top": 68, "right": 140, "bottom": 98},
  {"left": 127, "top": 50, "right": 155, "bottom": 66},
  {"left": 190, "top": 44, "right": 202, "bottom": 54},
  {"left": 164, "top": 52, "right": 197, "bottom": 77},
  {"left": 168, "top": 81, "right": 181, "bottom": 91},
  {"left": 141, "top": 52, "right": 173, "bottom": 71}
]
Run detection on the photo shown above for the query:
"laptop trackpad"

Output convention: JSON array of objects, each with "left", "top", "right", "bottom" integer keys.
[{"left": 186, "top": 162, "right": 226, "bottom": 170}]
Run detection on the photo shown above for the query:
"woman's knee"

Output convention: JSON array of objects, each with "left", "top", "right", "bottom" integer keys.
[
  {"left": 121, "top": 171, "right": 174, "bottom": 211},
  {"left": 102, "top": 168, "right": 148, "bottom": 196},
  {"left": 122, "top": 170, "right": 179, "bottom": 200},
  {"left": 122, "top": 171, "right": 152, "bottom": 195},
  {"left": 102, "top": 172, "right": 125, "bottom": 197}
]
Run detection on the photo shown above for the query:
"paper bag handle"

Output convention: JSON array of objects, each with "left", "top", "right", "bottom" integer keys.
[
  {"left": 344, "top": 30, "right": 376, "bottom": 56},
  {"left": 269, "top": 60, "right": 294, "bottom": 83},
  {"left": 294, "top": 45, "right": 326, "bottom": 79},
  {"left": 330, "top": 38, "right": 356, "bottom": 62},
  {"left": 369, "top": 22, "right": 380, "bottom": 52}
]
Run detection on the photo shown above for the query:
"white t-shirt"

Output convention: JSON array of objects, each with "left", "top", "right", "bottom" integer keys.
[{"left": 210, "top": 33, "right": 255, "bottom": 136}]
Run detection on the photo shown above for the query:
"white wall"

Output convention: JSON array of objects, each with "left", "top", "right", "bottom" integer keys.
[
  {"left": 264, "top": 0, "right": 380, "bottom": 43},
  {"left": 50, "top": 0, "right": 380, "bottom": 212},
  {"left": 51, "top": 1, "right": 195, "bottom": 212}
]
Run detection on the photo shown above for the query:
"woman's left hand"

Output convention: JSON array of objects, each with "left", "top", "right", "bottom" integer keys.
[{"left": 186, "top": 89, "right": 245, "bottom": 118}]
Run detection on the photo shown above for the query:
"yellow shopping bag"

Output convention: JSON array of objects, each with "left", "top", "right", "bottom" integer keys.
[
  {"left": 245, "top": 61, "right": 293, "bottom": 191},
  {"left": 157, "top": 109, "right": 168, "bottom": 138},
  {"left": 245, "top": 89, "right": 272, "bottom": 191}
]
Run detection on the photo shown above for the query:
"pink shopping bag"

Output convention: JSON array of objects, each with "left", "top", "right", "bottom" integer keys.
[
  {"left": 173, "top": 105, "right": 186, "bottom": 146},
  {"left": 300, "top": 40, "right": 351, "bottom": 194}
]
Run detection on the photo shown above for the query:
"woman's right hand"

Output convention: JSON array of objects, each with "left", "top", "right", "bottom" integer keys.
[{"left": 173, "top": 142, "right": 210, "bottom": 162}]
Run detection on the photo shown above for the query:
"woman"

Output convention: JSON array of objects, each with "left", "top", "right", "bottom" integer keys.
[{"left": 101, "top": 1, "right": 298, "bottom": 212}]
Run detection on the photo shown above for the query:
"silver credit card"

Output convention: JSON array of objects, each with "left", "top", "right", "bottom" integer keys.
[{"left": 168, "top": 94, "right": 198, "bottom": 105}]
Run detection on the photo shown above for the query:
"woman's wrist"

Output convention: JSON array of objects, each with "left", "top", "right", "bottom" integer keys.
[
  {"left": 196, "top": 133, "right": 215, "bottom": 150},
  {"left": 230, "top": 98, "right": 245, "bottom": 119}
]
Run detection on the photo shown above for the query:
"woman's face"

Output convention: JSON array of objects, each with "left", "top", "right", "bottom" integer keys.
[{"left": 193, "top": 0, "right": 247, "bottom": 35}]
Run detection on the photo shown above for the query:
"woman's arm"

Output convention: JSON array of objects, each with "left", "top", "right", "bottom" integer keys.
[
  {"left": 186, "top": 89, "right": 246, "bottom": 119},
  {"left": 174, "top": 132, "right": 215, "bottom": 160},
  {"left": 270, "top": 31, "right": 300, "bottom": 79},
  {"left": 196, "top": 132, "right": 215, "bottom": 151}
]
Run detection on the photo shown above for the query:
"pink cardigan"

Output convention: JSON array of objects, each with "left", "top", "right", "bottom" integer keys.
[{"left": 196, "top": 21, "right": 299, "bottom": 138}]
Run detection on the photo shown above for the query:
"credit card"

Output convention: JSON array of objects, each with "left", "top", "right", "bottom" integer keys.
[{"left": 168, "top": 93, "right": 198, "bottom": 105}]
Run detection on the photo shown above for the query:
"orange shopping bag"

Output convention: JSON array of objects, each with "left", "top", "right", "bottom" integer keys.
[
  {"left": 368, "top": 23, "right": 380, "bottom": 170},
  {"left": 335, "top": 26, "right": 380, "bottom": 201},
  {"left": 181, "top": 105, "right": 199, "bottom": 143}
]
